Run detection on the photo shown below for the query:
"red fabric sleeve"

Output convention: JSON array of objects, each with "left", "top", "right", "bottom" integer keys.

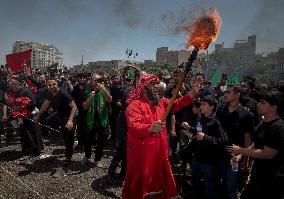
[
  {"left": 163, "top": 94, "right": 193, "bottom": 113},
  {"left": 126, "top": 100, "right": 152, "bottom": 139}
]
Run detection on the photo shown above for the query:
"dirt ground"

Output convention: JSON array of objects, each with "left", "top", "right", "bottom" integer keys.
[
  {"left": 0, "top": 129, "right": 190, "bottom": 199},
  {"left": 0, "top": 132, "right": 123, "bottom": 199}
]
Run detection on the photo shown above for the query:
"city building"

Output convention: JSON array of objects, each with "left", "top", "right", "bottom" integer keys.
[
  {"left": 214, "top": 35, "right": 256, "bottom": 66},
  {"left": 144, "top": 60, "right": 155, "bottom": 68},
  {"left": 156, "top": 47, "right": 191, "bottom": 66},
  {"left": 12, "top": 40, "right": 63, "bottom": 69},
  {"left": 88, "top": 60, "right": 128, "bottom": 70},
  {"left": 214, "top": 35, "right": 284, "bottom": 84},
  {"left": 266, "top": 48, "right": 284, "bottom": 83}
]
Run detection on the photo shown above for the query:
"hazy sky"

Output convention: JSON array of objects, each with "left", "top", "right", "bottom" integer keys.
[{"left": 0, "top": 0, "right": 283, "bottom": 66}]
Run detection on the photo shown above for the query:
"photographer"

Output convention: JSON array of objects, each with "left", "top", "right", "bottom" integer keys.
[{"left": 82, "top": 74, "right": 112, "bottom": 167}]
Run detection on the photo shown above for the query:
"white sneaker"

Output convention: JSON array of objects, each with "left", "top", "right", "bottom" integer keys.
[
  {"left": 94, "top": 160, "right": 103, "bottom": 168},
  {"left": 81, "top": 158, "right": 90, "bottom": 165}
]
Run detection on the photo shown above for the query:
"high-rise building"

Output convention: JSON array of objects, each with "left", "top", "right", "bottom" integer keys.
[{"left": 12, "top": 40, "right": 63, "bottom": 69}]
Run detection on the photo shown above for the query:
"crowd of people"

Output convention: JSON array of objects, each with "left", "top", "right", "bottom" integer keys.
[{"left": 0, "top": 64, "right": 283, "bottom": 199}]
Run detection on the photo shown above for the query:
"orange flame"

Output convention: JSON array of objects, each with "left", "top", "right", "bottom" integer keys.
[{"left": 187, "top": 8, "right": 222, "bottom": 50}]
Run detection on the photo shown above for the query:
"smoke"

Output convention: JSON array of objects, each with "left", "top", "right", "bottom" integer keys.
[
  {"left": 1, "top": 0, "right": 204, "bottom": 66},
  {"left": 111, "top": 0, "right": 207, "bottom": 36},
  {"left": 112, "top": 0, "right": 144, "bottom": 28},
  {"left": 240, "top": 0, "right": 284, "bottom": 52},
  {"left": 160, "top": 3, "right": 205, "bottom": 35}
]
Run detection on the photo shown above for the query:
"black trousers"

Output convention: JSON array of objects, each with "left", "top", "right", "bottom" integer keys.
[
  {"left": 107, "top": 140, "right": 127, "bottom": 178},
  {"left": 39, "top": 112, "right": 50, "bottom": 136},
  {"left": 75, "top": 115, "right": 85, "bottom": 146},
  {"left": 241, "top": 173, "right": 284, "bottom": 199},
  {"left": 0, "top": 121, "right": 4, "bottom": 143},
  {"left": 83, "top": 123, "right": 108, "bottom": 160},
  {"left": 43, "top": 114, "right": 75, "bottom": 160},
  {"left": 108, "top": 112, "right": 127, "bottom": 178},
  {"left": 110, "top": 113, "right": 119, "bottom": 140},
  {"left": 61, "top": 125, "right": 75, "bottom": 160},
  {"left": 20, "top": 119, "right": 43, "bottom": 156}
]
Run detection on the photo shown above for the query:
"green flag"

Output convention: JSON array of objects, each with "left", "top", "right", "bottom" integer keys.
[
  {"left": 127, "top": 69, "right": 134, "bottom": 78},
  {"left": 210, "top": 68, "right": 221, "bottom": 86},
  {"left": 227, "top": 67, "right": 241, "bottom": 85}
]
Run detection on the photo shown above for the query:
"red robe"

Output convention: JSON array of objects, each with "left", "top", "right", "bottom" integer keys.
[{"left": 122, "top": 94, "right": 193, "bottom": 199}]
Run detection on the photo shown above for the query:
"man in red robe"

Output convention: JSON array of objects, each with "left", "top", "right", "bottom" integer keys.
[{"left": 122, "top": 73, "right": 200, "bottom": 199}]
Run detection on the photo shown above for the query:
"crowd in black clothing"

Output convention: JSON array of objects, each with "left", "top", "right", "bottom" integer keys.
[{"left": 0, "top": 65, "right": 284, "bottom": 199}]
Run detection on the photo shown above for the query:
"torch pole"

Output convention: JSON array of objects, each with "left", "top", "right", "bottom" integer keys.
[{"left": 161, "top": 47, "right": 199, "bottom": 122}]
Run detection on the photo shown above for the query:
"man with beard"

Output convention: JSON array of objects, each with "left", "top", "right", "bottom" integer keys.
[
  {"left": 71, "top": 72, "right": 88, "bottom": 150},
  {"left": 122, "top": 73, "right": 201, "bottom": 199},
  {"left": 10, "top": 74, "right": 43, "bottom": 157},
  {"left": 35, "top": 77, "right": 77, "bottom": 166}
]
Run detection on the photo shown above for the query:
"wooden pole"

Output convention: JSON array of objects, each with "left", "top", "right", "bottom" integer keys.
[{"left": 161, "top": 48, "right": 199, "bottom": 122}]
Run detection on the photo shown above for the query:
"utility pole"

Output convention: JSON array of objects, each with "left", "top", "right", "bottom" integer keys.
[{"left": 81, "top": 55, "right": 84, "bottom": 66}]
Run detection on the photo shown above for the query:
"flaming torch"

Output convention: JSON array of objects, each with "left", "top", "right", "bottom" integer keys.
[{"left": 161, "top": 8, "right": 222, "bottom": 122}]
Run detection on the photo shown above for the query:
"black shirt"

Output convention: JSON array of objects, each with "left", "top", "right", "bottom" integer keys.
[
  {"left": 192, "top": 114, "right": 228, "bottom": 163},
  {"left": 240, "top": 97, "right": 261, "bottom": 126},
  {"left": 217, "top": 104, "right": 254, "bottom": 147},
  {"left": 120, "top": 85, "right": 134, "bottom": 129},
  {"left": 46, "top": 88, "right": 73, "bottom": 122},
  {"left": 252, "top": 118, "right": 284, "bottom": 178},
  {"left": 0, "top": 90, "right": 7, "bottom": 105},
  {"left": 0, "top": 70, "right": 8, "bottom": 92},
  {"left": 71, "top": 84, "right": 87, "bottom": 119},
  {"left": 36, "top": 87, "right": 49, "bottom": 108},
  {"left": 121, "top": 85, "right": 134, "bottom": 111},
  {"left": 165, "top": 85, "right": 187, "bottom": 129},
  {"left": 110, "top": 84, "right": 124, "bottom": 115}
]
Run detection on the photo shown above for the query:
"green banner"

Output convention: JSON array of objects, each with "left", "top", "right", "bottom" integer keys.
[
  {"left": 227, "top": 67, "right": 241, "bottom": 85},
  {"left": 127, "top": 69, "right": 134, "bottom": 78},
  {"left": 210, "top": 68, "right": 221, "bottom": 86}
]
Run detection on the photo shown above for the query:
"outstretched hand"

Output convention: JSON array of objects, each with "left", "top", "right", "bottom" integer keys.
[{"left": 189, "top": 76, "right": 202, "bottom": 98}]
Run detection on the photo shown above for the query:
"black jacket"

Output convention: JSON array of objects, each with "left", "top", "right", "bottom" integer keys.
[{"left": 192, "top": 114, "right": 229, "bottom": 163}]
